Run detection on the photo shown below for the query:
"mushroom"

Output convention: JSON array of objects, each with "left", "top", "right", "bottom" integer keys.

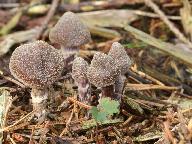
[
  {"left": 87, "top": 52, "right": 120, "bottom": 99},
  {"left": 9, "top": 40, "right": 63, "bottom": 119},
  {"left": 49, "top": 11, "right": 91, "bottom": 58},
  {"left": 72, "top": 57, "right": 91, "bottom": 104},
  {"left": 108, "top": 42, "right": 132, "bottom": 95}
]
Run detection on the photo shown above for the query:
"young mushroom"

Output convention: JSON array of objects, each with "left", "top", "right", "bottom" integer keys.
[
  {"left": 72, "top": 57, "right": 91, "bottom": 104},
  {"left": 108, "top": 42, "right": 132, "bottom": 94},
  {"left": 49, "top": 11, "right": 91, "bottom": 58},
  {"left": 9, "top": 40, "right": 63, "bottom": 120},
  {"left": 87, "top": 52, "right": 120, "bottom": 100}
]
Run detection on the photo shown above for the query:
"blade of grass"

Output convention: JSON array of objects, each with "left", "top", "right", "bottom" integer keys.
[{"left": 124, "top": 25, "right": 192, "bottom": 68}]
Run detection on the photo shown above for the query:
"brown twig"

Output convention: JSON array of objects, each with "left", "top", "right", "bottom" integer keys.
[
  {"left": 125, "top": 83, "right": 179, "bottom": 91},
  {"left": 0, "top": 110, "right": 34, "bottom": 132},
  {"left": 67, "top": 97, "right": 92, "bottom": 110},
  {"left": 131, "top": 66, "right": 165, "bottom": 86},
  {"left": 0, "top": 70, "right": 25, "bottom": 88},
  {"left": 58, "top": 0, "right": 144, "bottom": 12},
  {"left": 35, "top": 0, "right": 60, "bottom": 39},
  {"left": 144, "top": 0, "right": 192, "bottom": 48},
  {"left": 59, "top": 109, "right": 74, "bottom": 137},
  {"left": 163, "top": 121, "right": 177, "bottom": 144}
]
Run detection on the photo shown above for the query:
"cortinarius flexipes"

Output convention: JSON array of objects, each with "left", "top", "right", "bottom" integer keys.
[
  {"left": 72, "top": 57, "right": 91, "bottom": 104},
  {"left": 9, "top": 40, "right": 63, "bottom": 118},
  {"left": 49, "top": 11, "right": 91, "bottom": 58},
  {"left": 108, "top": 42, "right": 132, "bottom": 94},
  {"left": 87, "top": 52, "right": 120, "bottom": 99}
]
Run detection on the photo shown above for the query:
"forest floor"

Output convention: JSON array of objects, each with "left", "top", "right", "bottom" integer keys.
[{"left": 1, "top": 0, "right": 192, "bottom": 143}]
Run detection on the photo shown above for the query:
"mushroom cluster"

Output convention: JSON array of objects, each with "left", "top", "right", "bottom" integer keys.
[
  {"left": 9, "top": 10, "right": 132, "bottom": 122},
  {"left": 71, "top": 42, "right": 132, "bottom": 103},
  {"left": 9, "top": 11, "right": 91, "bottom": 121}
]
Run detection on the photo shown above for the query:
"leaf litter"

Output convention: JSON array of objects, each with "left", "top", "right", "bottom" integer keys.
[{"left": 1, "top": 0, "right": 192, "bottom": 143}]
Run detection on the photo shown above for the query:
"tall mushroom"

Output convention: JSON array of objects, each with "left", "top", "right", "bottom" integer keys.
[
  {"left": 108, "top": 42, "right": 132, "bottom": 94},
  {"left": 9, "top": 40, "right": 63, "bottom": 119},
  {"left": 49, "top": 11, "right": 91, "bottom": 58},
  {"left": 87, "top": 52, "right": 120, "bottom": 99},
  {"left": 72, "top": 57, "right": 91, "bottom": 104}
]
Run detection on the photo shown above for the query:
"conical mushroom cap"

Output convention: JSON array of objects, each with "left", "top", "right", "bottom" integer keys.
[
  {"left": 49, "top": 11, "right": 91, "bottom": 48},
  {"left": 72, "top": 57, "right": 88, "bottom": 83},
  {"left": 9, "top": 40, "right": 64, "bottom": 88},
  {"left": 108, "top": 42, "right": 132, "bottom": 74},
  {"left": 87, "top": 52, "right": 120, "bottom": 88}
]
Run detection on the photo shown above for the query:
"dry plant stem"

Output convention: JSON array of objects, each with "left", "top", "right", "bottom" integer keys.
[
  {"left": 0, "top": 111, "right": 34, "bottom": 132},
  {"left": 31, "top": 88, "right": 48, "bottom": 118},
  {"left": 163, "top": 121, "right": 177, "bottom": 144},
  {"left": 144, "top": 0, "right": 192, "bottom": 48},
  {"left": 59, "top": 0, "right": 144, "bottom": 12},
  {"left": 67, "top": 97, "right": 91, "bottom": 109},
  {"left": 60, "top": 109, "right": 74, "bottom": 137},
  {"left": 35, "top": 0, "right": 60, "bottom": 39},
  {"left": 2, "top": 75, "right": 26, "bottom": 88},
  {"left": 124, "top": 25, "right": 192, "bottom": 68}
]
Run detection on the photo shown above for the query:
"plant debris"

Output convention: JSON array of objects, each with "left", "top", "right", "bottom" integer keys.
[{"left": 1, "top": 0, "right": 192, "bottom": 143}]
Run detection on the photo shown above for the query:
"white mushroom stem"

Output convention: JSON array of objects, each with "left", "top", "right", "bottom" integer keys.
[
  {"left": 31, "top": 88, "right": 48, "bottom": 117},
  {"left": 60, "top": 46, "right": 79, "bottom": 71},
  {"left": 61, "top": 46, "right": 79, "bottom": 58}
]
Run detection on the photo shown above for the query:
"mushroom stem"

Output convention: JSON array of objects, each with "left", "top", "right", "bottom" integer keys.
[
  {"left": 61, "top": 46, "right": 79, "bottom": 71},
  {"left": 114, "top": 75, "right": 126, "bottom": 94},
  {"left": 77, "top": 79, "right": 91, "bottom": 104},
  {"left": 31, "top": 88, "right": 48, "bottom": 118},
  {"left": 61, "top": 46, "right": 79, "bottom": 58},
  {"left": 101, "top": 85, "right": 115, "bottom": 99}
]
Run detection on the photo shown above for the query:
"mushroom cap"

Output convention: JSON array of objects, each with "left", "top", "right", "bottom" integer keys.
[
  {"left": 87, "top": 52, "right": 120, "bottom": 88},
  {"left": 49, "top": 11, "right": 91, "bottom": 48},
  {"left": 9, "top": 40, "right": 64, "bottom": 88},
  {"left": 72, "top": 57, "right": 88, "bottom": 83},
  {"left": 108, "top": 42, "right": 132, "bottom": 74}
]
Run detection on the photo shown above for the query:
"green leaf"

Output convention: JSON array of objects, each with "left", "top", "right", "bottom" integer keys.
[
  {"left": 98, "top": 97, "right": 120, "bottom": 115},
  {"left": 89, "top": 97, "right": 120, "bottom": 123}
]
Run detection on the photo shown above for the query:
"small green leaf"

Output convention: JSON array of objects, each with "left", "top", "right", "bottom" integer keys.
[
  {"left": 89, "top": 97, "right": 120, "bottom": 122},
  {"left": 89, "top": 106, "right": 99, "bottom": 120},
  {"left": 98, "top": 97, "right": 120, "bottom": 115}
]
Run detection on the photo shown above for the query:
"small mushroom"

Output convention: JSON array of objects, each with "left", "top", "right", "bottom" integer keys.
[
  {"left": 49, "top": 11, "right": 91, "bottom": 58},
  {"left": 108, "top": 42, "right": 132, "bottom": 94},
  {"left": 87, "top": 52, "right": 120, "bottom": 99},
  {"left": 9, "top": 40, "right": 63, "bottom": 120},
  {"left": 72, "top": 57, "right": 91, "bottom": 104}
]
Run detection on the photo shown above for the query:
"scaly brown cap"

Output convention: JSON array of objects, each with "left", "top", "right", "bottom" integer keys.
[
  {"left": 9, "top": 40, "right": 64, "bottom": 88},
  {"left": 72, "top": 57, "right": 88, "bottom": 83},
  {"left": 87, "top": 52, "right": 119, "bottom": 88},
  {"left": 49, "top": 11, "right": 91, "bottom": 48},
  {"left": 108, "top": 42, "right": 132, "bottom": 74}
]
